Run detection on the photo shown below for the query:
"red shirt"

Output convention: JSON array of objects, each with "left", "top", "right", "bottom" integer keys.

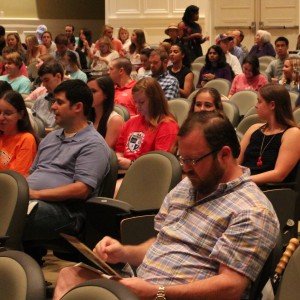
[
  {"left": 114, "top": 80, "right": 138, "bottom": 116},
  {"left": 115, "top": 115, "right": 179, "bottom": 161}
]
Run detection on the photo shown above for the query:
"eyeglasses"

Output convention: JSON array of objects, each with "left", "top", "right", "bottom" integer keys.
[
  {"left": 0, "top": 111, "right": 18, "bottom": 117},
  {"left": 178, "top": 149, "right": 219, "bottom": 167}
]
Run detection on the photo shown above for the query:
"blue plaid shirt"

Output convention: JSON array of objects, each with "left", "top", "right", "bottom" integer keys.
[
  {"left": 144, "top": 71, "right": 180, "bottom": 100},
  {"left": 137, "top": 168, "right": 279, "bottom": 298}
]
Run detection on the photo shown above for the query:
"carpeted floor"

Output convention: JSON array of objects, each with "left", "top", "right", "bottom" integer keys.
[{"left": 43, "top": 251, "right": 74, "bottom": 299}]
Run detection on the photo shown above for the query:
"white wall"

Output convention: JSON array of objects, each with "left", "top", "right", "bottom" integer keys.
[{"left": 105, "top": 0, "right": 210, "bottom": 50}]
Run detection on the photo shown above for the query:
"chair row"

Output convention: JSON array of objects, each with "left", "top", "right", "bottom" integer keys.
[{"left": 0, "top": 249, "right": 138, "bottom": 300}]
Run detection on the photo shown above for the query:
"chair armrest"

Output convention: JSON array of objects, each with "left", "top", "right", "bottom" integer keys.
[{"left": 84, "top": 197, "right": 133, "bottom": 248}]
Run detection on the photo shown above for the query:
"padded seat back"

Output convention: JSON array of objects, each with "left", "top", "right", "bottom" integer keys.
[
  {"left": 116, "top": 151, "right": 182, "bottom": 211},
  {"left": 0, "top": 250, "right": 46, "bottom": 300},
  {"left": 0, "top": 171, "right": 29, "bottom": 250}
]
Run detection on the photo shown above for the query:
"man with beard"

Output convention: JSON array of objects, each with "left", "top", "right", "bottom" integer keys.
[
  {"left": 54, "top": 111, "right": 279, "bottom": 300},
  {"left": 144, "top": 48, "right": 180, "bottom": 100}
]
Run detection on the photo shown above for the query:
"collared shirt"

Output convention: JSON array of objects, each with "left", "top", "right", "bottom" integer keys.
[
  {"left": 137, "top": 168, "right": 279, "bottom": 298},
  {"left": 28, "top": 122, "right": 110, "bottom": 198},
  {"left": 32, "top": 93, "right": 56, "bottom": 128},
  {"left": 230, "top": 46, "right": 245, "bottom": 65},
  {"left": 114, "top": 80, "right": 138, "bottom": 117},
  {"left": 144, "top": 71, "right": 180, "bottom": 100},
  {"left": 265, "top": 55, "right": 289, "bottom": 81}
]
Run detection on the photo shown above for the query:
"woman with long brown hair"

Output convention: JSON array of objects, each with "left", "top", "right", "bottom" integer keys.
[{"left": 238, "top": 83, "right": 300, "bottom": 185}]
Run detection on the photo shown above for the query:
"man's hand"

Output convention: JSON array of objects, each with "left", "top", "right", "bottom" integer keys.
[
  {"left": 93, "top": 236, "right": 126, "bottom": 264},
  {"left": 119, "top": 277, "right": 158, "bottom": 300}
]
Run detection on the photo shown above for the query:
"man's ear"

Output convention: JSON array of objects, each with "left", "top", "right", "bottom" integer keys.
[
  {"left": 72, "top": 101, "right": 84, "bottom": 112},
  {"left": 218, "top": 146, "right": 232, "bottom": 162}
]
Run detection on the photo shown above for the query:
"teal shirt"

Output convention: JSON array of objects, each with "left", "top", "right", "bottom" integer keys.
[{"left": 0, "top": 74, "right": 31, "bottom": 94}]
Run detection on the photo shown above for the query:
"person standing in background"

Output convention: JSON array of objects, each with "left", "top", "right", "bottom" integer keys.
[{"left": 178, "top": 5, "right": 209, "bottom": 62}]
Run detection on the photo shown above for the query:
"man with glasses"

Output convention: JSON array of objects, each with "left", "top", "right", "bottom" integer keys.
[{"left": 55, "top": 111, "right": 279, "bottom": 300}]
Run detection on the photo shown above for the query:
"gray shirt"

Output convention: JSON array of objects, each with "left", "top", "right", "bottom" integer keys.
[{"left": 28, "top": 122, "right": 110, "bottom": 197}]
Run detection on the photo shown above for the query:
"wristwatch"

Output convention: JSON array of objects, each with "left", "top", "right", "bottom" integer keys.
[{"left": 155, "top": 286, "right": 166, "bottom": 300}]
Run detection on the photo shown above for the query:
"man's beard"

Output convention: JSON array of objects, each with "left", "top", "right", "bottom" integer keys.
[
  {"left": 151, "top": 64, "right": 164, "bottom": 78},
  {"left": 187, "top": 158, "right": 224, "bottom": 199}
]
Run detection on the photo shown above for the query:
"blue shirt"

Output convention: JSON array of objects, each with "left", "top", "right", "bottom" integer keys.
[
  {"left": 144, "top": 71, "right": 180, "bottom": 100},
  {"left": 28, "top": 122, "right": 110, "bottom": 198}
]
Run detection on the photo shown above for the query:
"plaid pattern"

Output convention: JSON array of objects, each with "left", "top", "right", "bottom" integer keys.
[
  {"left": 144, "top": 71, "right": 180, "bottom": 100},
  {"left": 137, "top": 168, "right": 279, "bottom": 294}
]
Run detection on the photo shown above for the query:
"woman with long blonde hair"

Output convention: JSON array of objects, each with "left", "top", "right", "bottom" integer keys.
[{"left": 25, "top": 34, "right": 47, "bottom": 65}]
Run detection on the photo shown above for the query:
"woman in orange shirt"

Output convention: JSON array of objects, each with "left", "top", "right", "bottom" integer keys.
[{"left": 0, "top": 90, "right": 38, "bottom": 176}]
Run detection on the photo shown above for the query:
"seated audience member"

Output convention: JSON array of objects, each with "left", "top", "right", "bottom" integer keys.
[
  {"left": 0, "top": 90, "right": 38, "bottom": 176},
  {"left": 77, "top": 28, "right": 94, "bottom": 68},
  {"left": 87, "top": 76, "right": 124, "bottom": 148},
  {"left": 25, "top": 54, "right": 56, "bottom": 101},
  {"left": 53, "top": 34, "right": 71, "bottom": 62},
  {"left": 144, "top": 49, "right": 180, "bottom": 100},
  {"left": 25, "top": 34, "right": 47, "bottom": 65},
  {"left": 6, "top": 33, "right": 27, "bottom": 63},
  {"left": 0, "top": 46, "right": 28, "bottom": 78},
  {"left": 265, "top": 37, "right": 289, "bottom": 83},
  {"left": 238, "top": 84, "right": 300, "bottom": 185},
  {"left": 230, "top": 29, "right": 249, "bottom": 58},
  {"left": 54, "top": 111, "right": 279, "bottom": 300},
  {"left": 36, "top": 24, "right": 47, "bottom": 45},
  {"left": 68, "top": 34, "right": 87, "bottom": 70},
  {"left": 63, "top": 50, "right": 87, "bottom": 82},
  {"left": 128, "top": 29, "right": 150, "bottom": 68},
  {"left": 118, "top": 26, "right": 131, "bottom": 53},
  {"left": 65, "top": 24, "right": 75, "bottom": 38},
  {"left": 101, "top": 25, "right": 122, "bottom": 54},
  {"left": 249, "top": 30, "right": 276, "bottom": 58},
  {"left": 197, "top": 45, "right": 234, "bottom": 88},
  {"left": 92, "top": 36, "right": 119, "bottom": 72},
  {"left": 216, "top": 34, "right": 242, "bottom": 76},
  {"left": 137, "top": 48, "right": 152, "bottom": 79},
  {"left": 23, "top": 80, "right": 110, "bottom": 244},
  {"left": 227, "top": 31, "right": 244, "bottom": 64},
  {"left": 278, "top": 56, "right": 300, "bottom": 92},
  {"left": 168, "top": 43, "right": 194, "bottom": 98},
  {"left": 189, "top": 87, "right": 223, "bottom": 114},
  {"left": 229, "top": 55, "right": 268, "bottom": 97},
  {"left": 41, "top": 31, "right": 57, "bottom": 54},
  {"left": 31, "top": 61, "right": 64, "bottom": 128},
  {"left": 108, "top": 57, "right": 137, "bottom": 116},
  {"left": 115, "top": 77, "right": 178, "bottom": 170},
  {"left": 0, "top": 52, "right": 31, "bottom": 94},
  {"left": 163, "top": 24, "right": 181, "bottom": 45}
]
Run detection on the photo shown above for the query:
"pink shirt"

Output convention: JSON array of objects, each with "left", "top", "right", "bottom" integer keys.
[{"left": 229, "top": 74, "right": 268, "bottom": 96}]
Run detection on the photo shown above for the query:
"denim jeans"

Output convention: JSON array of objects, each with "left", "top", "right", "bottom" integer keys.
[{"left": 23, "top": 200, "right": 85, "bottom": 241}]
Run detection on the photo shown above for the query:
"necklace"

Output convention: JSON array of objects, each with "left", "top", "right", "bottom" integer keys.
[{"left": 257, "top": 133, "right": 276, "bottom": 166}]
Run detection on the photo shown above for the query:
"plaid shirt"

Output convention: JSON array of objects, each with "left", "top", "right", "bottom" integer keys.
[
  {"left": 144, "top": 71, "right": 180, "bottom": 100},
  {"left": 137, "top": 168, "right": 279, "bottom": 298}
]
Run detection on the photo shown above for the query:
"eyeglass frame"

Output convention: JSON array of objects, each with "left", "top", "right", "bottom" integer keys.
[
  {"left": 178, "top": 148, "right": 220, "bottom": 167},
  {"left": 0, "top": 111, "right": 18, "bottom": 118}
]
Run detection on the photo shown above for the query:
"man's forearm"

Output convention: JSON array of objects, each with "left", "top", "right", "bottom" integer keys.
[
  {"left": 30, "top": 181, "right": 91, "bottom": 202},
  {"left": 123, "top": 238, "right": 156, "bottom": 266}
]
